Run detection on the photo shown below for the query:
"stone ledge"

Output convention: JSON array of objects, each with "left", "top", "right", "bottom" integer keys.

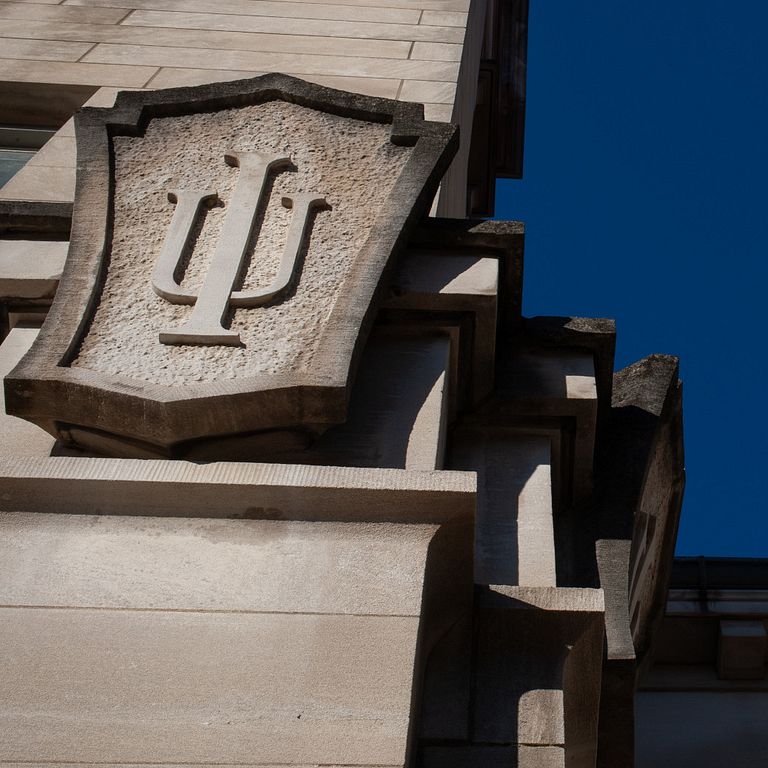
[{"left": 0, "top": 456, "right": 476, "bottom": 522}]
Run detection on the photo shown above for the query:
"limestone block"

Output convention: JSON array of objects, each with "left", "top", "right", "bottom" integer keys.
[
  {"left": 0, "top": 456, "right": 475, "bottom": 522},
  {"left": 400, "top": 80, "right": 458, "bottom": 104},
  {"left": 385, "top": 249, "right": 498, "bottom": 403},
  {"left": 0, "top": 163, "right": 76, "bottom": 202},
  {"left": 0, "top": 328, "right": 55, "bottom": 457},
  {"left": 0, "top": 505, "right": 473, "bottom": 763},
  {"left": 122, "top": 10, "right": 467, "bottom": 44},
  {"left": 0, "top": 239, "right": 67, "bottom": 299},
  {"left": 0, "top": 38, "right": 93, "bottom": 62},
  {"left": 82, "top": 43, "right": 460, "bottom": 82},
  {"left": 0, "top": 608, "right": 419, "bottom": 763},
  {"left": 423, "top": 103, "right": 454, "bottom": 122},
  {"left": 421, "top": 11, "right": 469, "bottom": 27},
  {"left": 411, "top": 42, "right": 464, "bottom": 62},
  {"left": 452, "top": 431, "right": 555, "bottom": 587},
  {"left": 26, "top": 135, "right": 76, "bottom": 168},
  {"left": 0, "top": 513, "right": 448, "bottom": 615},
  {"left": 473, "top": 586, "right": 604, "bottom": 768},
  {"left": 497, "top": 348, "right": 598, "bottom": 504},
  {"left": 0, "top": 2, "right": 130, "bottom": 23},
  {"left": 148, "top": 68, "right": 402, "bottom": 97},
  {"left": 69, "top": 0, "right": 424, "bottom": 25},
  {"left": 0, "top": 59, "right": 156, "bottom": 89},
  {"left": 308, "top": 334, "right": 450, "bottom": 470}
]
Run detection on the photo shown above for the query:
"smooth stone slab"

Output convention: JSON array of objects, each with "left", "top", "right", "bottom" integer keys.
[
  {"left": 386, "top": 250, "right": 498, "bottom": 403},
  {"left": 0, "top": 162, "right": 76, "bottom": 202},
  {"left": 0, "top": 512, "right": 448, "bottom": 615},
  {"left": 474, "top": 587, "right": 604, "bottom": 765},
  {"left": 309, "top": 334, "right": 450, "bottom": 470},
  {"left": 452, "top": 433, "right": 555, "bottom": 586},
  {"left": 0, "top": 608, "right": 418, "bottom": 764},
  {"left": 0, "top": 457, "right": 475, "bottom": 522},
  {"left": 0, "top": 239, "right": 67, "bottom": 299},
  {"left": 0, "top": 509, "right": 473, "bottom": 763},
  {"left": 497, "top": 348, "right": 598, "bottom": 504},
  {"left": 0, "top": 328, "right": 55, "bottom": 457}
]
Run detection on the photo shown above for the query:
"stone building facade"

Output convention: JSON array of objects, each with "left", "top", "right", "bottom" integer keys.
[
  {"left": 636, "top": 558, "right": 768, "bottom": 767},
  {"left": 0, "top": 1, "right": 711, "bottom": 766}
]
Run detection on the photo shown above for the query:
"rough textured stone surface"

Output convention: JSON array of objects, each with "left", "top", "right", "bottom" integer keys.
[
  {"left": 598, "top": 354, "right": 684, "bottom": 661},
  {"left": 73, "top": 100, "right": 409, "bottom": 384},
  {"left": 6, "top": 75, "right": 457, "bottom": 453}
]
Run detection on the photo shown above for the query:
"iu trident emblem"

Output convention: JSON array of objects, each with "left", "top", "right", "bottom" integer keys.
[{"left": 151, "top": 150, "right": 326, "bottom": 346}]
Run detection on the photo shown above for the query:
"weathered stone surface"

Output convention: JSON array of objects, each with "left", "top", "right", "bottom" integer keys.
[
  {"left": 0, "top": 498, "right": 473, "bottom": 763},
  {"left": 597, "top": 354, "right": 684, "bottom": 661},
  {"left": 75, "top": 102, "right": 408, "bottom": 380},
  {"left": 0, "top": 512, "right": 454, "bottom": 615},
  {"left": 5, "top": 74, "right": 457, "bottom": 455},
  {"left": 0, "top": 456, "right": 475, "bottom": 522},
  {"left": 594, "top": 353, "right": 685, "bottom": 768}
]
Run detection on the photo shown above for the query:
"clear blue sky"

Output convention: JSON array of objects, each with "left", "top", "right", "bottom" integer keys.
[{"left": 494, "top": 2, "right": 768, "bottom": 556}]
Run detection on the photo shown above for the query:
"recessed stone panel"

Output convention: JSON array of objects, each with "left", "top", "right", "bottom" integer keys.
[{"left": 73, "top": 101, "right": 409, "bottom": 384}]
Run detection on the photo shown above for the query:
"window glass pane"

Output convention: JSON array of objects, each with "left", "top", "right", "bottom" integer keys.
[{"left": 0, "top": 148, "right": 35, "bottom": 187}]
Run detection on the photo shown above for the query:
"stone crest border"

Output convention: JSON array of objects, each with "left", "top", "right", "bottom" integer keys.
[{"left": 5, "top": 73, "right": 458, "bottom": 455}]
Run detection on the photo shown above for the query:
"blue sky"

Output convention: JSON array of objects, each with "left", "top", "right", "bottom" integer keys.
[{"left": 494, "top": 2, "right": 768, "bottom": 555}]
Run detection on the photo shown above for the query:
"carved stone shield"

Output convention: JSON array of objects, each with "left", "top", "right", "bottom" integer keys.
[{"left": 5, "top": 74, "right": 457, "bottom": 458}]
